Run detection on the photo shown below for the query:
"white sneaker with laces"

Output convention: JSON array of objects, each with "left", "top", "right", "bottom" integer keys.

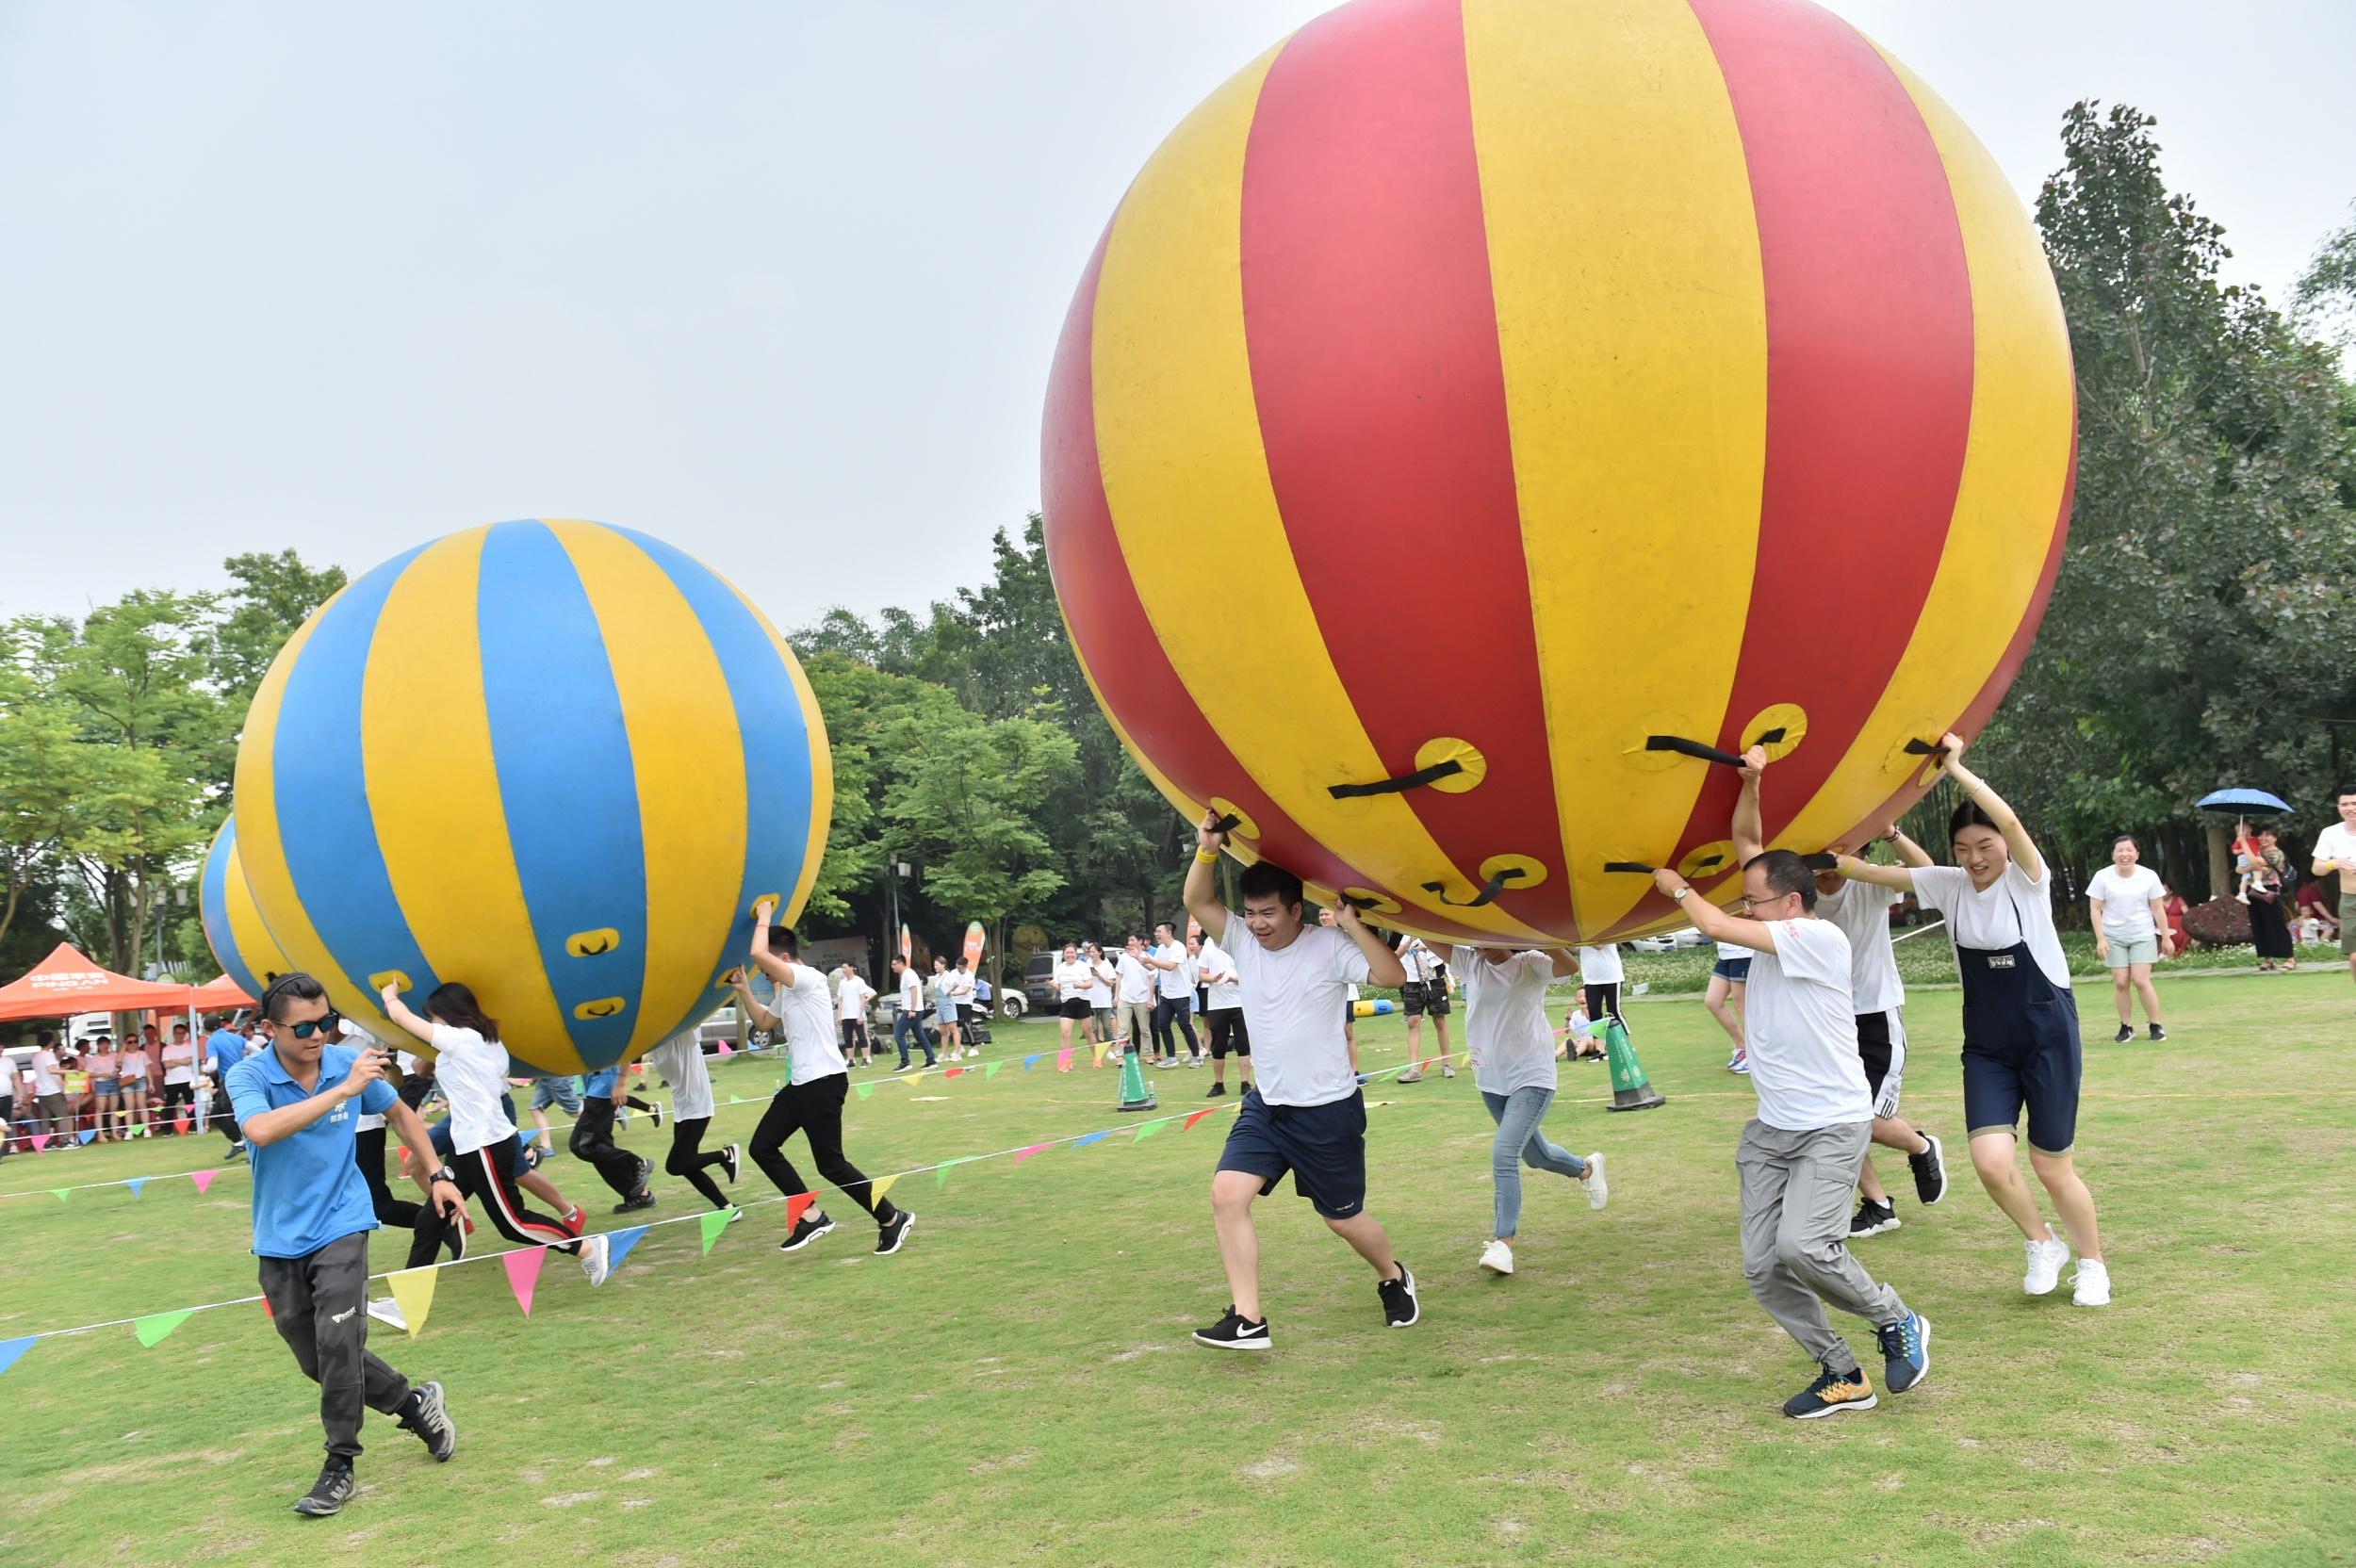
[
  {"left": 1441, "top": 1064, "right": 1456, "bottom": 1078},
  {"left": 580, "top": 1232, "right": 614, "bottom": 1286},
  {"left": 2071, "top": 1257, "right": 2111, "bottom": 1307},
  {"left": 1580, "top": 1152, "right": 1609, "bottom": 1211},
  {"left": 1479, "top": 1239, "right": 1514, "bottom": 1275},
  {"left": 2022, "top": 1234, "right": 2070, "bottom": 1296}
]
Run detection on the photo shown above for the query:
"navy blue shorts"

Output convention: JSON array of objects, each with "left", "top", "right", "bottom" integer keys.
[
  {"left": 1960, "top": 1000, "right": 2082, "bottom": 1155},
  {"left": 1217, "top": 1086, "right": 1367, "bottom": 1219},
  {"left": 1712, "top": 956, "right": 1752, "bottom": 982}
]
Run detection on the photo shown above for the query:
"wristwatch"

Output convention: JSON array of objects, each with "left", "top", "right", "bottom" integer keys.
[
  {"left": 1670, "top": 886, "right": 1690, "bottom": 903},
  {"left": 428, "top": 1166, "right": 459, "bottom": 1187}
]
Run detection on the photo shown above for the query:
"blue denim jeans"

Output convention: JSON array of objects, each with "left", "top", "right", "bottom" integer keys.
[{"left": 1482, "top": 1087, "right": 1587, "bottom": 1239}]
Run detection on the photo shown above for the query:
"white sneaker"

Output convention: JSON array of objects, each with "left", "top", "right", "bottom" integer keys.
[
  {"left": 1580, "top": 1152, "right": 1609, "bottom": 1211},
  {"left": 1729, "top": 1055, "right": 1751, "bottom": 1076},
  {"left": 1479, "top": 1239, "right": 1514, "bottom": 1275},
  {"left": 2022, "top": 1234, "right": 2070, "bottom": 1296},
  {"left": 2071, "top": 1257, "right": 2111, "bottom": 1307},
  {"left": 1441, "top": 1064, "right": 1456, "bottom": 1078},
  {"left": 365, "top": 1297, "right": 407, "bottom": 1331},
  {"left": 580, "top": 1233, "right": 614, "bottom": 1286},
  {"left": 1397, "top": 1070, "right": 1424, "bottom": 1084}
]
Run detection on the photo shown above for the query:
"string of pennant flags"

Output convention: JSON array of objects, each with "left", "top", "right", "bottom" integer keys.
[
  {"left": 0, "top": 1066, "right": 1432, "bottom": 1380},
  {"left": 0, "top": 1039, "right": 1141, "bottom": 1206}
]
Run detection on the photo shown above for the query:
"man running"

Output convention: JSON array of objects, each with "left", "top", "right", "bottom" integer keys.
[
  {"left": 744, "top": 904, "right": 914, "bottom": 1256},
  {"left": 1183, "top": 813, "right": 1415, "bottom": 1349},
  {"left": 227, "top": 973, "right": 459, "bottom": 1515},
  {"left": 1146, "top": 923, "right": 1203, "bottom": 1067},
  {"left": 1650, "top": 748, "right": 1928, "bottom": 1418}
]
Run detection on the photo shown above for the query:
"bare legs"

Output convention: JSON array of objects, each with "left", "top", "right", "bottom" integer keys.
[
  {"left": 2110, "top": 963, "right": 2163, "bottom": 1027},
  {"left": 1210, "top": 1168, "right": 1399, "bottom": 1325},
  {"left": 1968, "top": 1132, "right": 2102, "bottom": 1263},
  {"left": 1704, "top": 975, "right": 1746, "bottom": 1053},
  {"left": 1856, "top": 1116, "right": 1931, "bottom": 1204}
]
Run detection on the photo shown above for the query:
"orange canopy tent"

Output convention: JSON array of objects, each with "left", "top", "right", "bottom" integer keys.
[
  {"left": 190, "top": 973, "right": 256, "bottom": 1009},
  {"left": 0, "top": 942, "right": 201, "bottom": 1022}
]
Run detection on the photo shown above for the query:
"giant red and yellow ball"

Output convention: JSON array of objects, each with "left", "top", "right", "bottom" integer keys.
[{"left": 1041, "top": 0, "right": 2074, "bottom": 944}]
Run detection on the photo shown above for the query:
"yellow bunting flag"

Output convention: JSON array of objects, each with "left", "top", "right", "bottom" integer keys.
[
  {"left": 1091, "top": 1043, "right": 1107, "bottom": 1069},
  {"left": 386, "top": 1266, "right": 438, "bottom": 1338},
  {"left": 870, "top": 1174, "right": 900, "bottom": 1206}
]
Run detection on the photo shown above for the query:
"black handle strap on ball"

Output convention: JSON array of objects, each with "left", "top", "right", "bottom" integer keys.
[
  {"left": 1328, "top": 758, "right": 1465, "bottom": 799},
  {"left": 1904, "top": 738, "right": 1950, "bottom": 760},
  {"left": 1208, "top": 813, "right": 1241, "bottom": 835},
  {"left": 1421, "top": 865, "right": 1526, "bottom": 908},
  {"left": 1603, "top": 861, "right": 1656, "bottom": 875},
  {"left": 1644, "top": 726, "right": 1787, "bottom": 769},
  {"left": 1801, "top": 852, "right": 1840, "bottom": 871},
  {"left": 1336, "top": 891, "right": 1383, "bottom": 912}
]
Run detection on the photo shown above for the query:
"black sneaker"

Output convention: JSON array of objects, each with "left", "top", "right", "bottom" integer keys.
[
  {"left": 636, "top": 1155, "right": 654, "bottom": 1190},
  {"left": 1875, "top": 1312, "right": 1930, "bottom": 1395},
  {"left": 720, "top": 1142, "right": 741, "bottom": 1184},
  {"left": 779, "top": 1210, "right": 836, "bottom": 1252},
  {"left": 1378, "top": 1262, "right": 1420, "bottom": 1328},
  {"left": 2113, "top": 1024, "right": 2135, "bottom": 1044},
  {"left": 1205, "top": 1082, "right": 1226, "bottom": 1098},
  {"left": 1909, "top": 1132, "right": 1948, "bottom": 1207},
  {"left": 1192, "top": 1306, "right": 1271, "bottom": 1350},
  {"left": 292, "top": 1459, "right": 357, "bottom": 1516},
  {"left": 613, "top": 1188, "right": 657, "bottom": 1215},
  {"left": 225, "top": 1143, "right": 246, "bottom": 1163},
  {"left": 2149, "top": 1023, "right": 2168, "bottom": 1042},
  {"left": 397, "top": 1380, "right": 456, "bottom": 1462},
  {"left": 1849, "top": 1199, "right": 1900, "bottom": 1237},
  {"left": 443, "top": 1217, "right": 467, "bottom": 1263},
  {"left": 648, "top": 1101, "right": 663, "bottom": 1130},
  {"left": 1783, "top": 1363, "right": 1876, "bottom": 1419},
  {"left": 876, "top": 1209, "right": 915, "bottom": 1255}
]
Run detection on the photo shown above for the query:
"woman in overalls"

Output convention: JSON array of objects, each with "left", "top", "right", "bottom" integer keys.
[{"left": 1837, "top": 732, "right": 2109, "bottom": 1308}]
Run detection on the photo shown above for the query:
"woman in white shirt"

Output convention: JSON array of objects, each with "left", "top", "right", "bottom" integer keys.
[
  {"left": 2086, "top": 836, "right": 2173, "bottom": 1043},
  {"left": 1453, "top": 946, "right": 1608, "bottom": 1276},
  {"left": 119, "top": 1031, "right": 154, "bottom": 1135},
  {"left": 1838, "top": 732, "right": 2108, "bottom": 1307}
]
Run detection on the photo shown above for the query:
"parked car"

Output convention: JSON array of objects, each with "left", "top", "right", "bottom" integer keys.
[
  {"left": 1628, "top": 926, "right": 1707, "bottom": 954},
  {"left": 1022, "top": 951, "right": 1059, "bottom": 1015}
]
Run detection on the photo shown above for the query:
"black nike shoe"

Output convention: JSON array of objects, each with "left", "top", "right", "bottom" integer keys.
[
  {"left": 2113, "top": 1024, "right": 2135, "bottom": 1044},
  {"left": 1192, "top": 1306, "right": 1271, "bottom": 1350},
  {"left": 293, "top": 1459, "right": 357, "bottom": 1516},
  {"left": 1378, "top": 1262, "right": 1420, "bottom": 1328},
  {"left": 875, "top": 1208, "right": 915, "bottom": 1255},
  {"left": 780, "top": 1210, "right": 836, "bottom": 1252},
  {"left": 397, "top": 1380, "right": 456, "bottom": 1462},
  {"left": 1206, "top": 1082, "right": 1226, "bottom": 1098},
  {"left": 1908, "top": 1132, "right": 1948, "bottom": 1206},
  {"left": 613, "top": 1188, "right": 657, "bottom": 1215},
  {"left": 720, "top": 1142, "right": 741, "bottom": 1184},
  {"left": 2149, "top": 1023, "right": 2168, "bottom": 1042}
]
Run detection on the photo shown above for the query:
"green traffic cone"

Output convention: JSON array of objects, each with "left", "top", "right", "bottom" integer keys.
[
  {"left": 1602, "top": 1017, "right": 1664, "bottom": 1111},
  {"left": 1117, "top": 1044, "right": 1158, "bottom": 1113}
]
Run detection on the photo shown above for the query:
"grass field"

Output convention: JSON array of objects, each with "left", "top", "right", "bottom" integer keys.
[{"left": 3, "top": 971, "right": 2352, "bottom": 1567}]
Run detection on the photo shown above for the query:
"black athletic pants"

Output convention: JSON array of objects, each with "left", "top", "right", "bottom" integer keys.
[
  {"left": 748, "top": 1075, "right": 894, "bottom": 1222},
  {"left": 160, "top": 1080, "right": 195, "bottom": 1125},
  {"left": 666, "top": 1117, "right": 731, "bottom": 1208},
  {"left": 568, "top": 1099, "right": 645, "bottom": 1200},
  {"left": 1153, "top": 995, "right": 1200, "bottom": 1059},
  {"left": 1585, "top": 983, "right": 1625, "bottom": 1030},
  {"left": 258, "top": 1231, "right": 414, "bottom": 1461},
  {"left": 455, "top": 1135, "right": 578, "bottom": 1250},
  {"left": 354, "top": 1123, "right": 450, "bottom": 1268}
]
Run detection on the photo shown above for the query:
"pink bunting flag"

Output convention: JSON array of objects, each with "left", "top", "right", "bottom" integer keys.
[
  {"left": 716, "top": 1040, "right": 733, "bottom": 1056},
  {"left": 1012, "top": 1142, "right": 1052, "bottom": 1165},
  {"left": 785, "top": 1191, "right": 817, "bottom": 1230},
  {"left": 28, "top": 1134, "right": 48, "bottom": 1152},
  {"left": 1183, "top": 1109, "right": 1214, "bottom": 1131},
  {"left": 1055, "top": 1048, "right": 1073, "bottom": 1072},
  {"left": 189, "top": 1169, "right": 219, "bottom": 1197},
  {"left": 503, "top": 1247, "right": 546, "bottom": 1317}
]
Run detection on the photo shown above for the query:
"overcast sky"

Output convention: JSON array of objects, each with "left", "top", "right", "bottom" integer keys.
[{"left": 3, "top": 1, "right": 2349, "bottom": 631}]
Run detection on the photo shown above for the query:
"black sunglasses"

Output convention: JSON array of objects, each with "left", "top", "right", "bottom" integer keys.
[{"left": 286, "top": 1010, "right": 344, "bottom": 1040}]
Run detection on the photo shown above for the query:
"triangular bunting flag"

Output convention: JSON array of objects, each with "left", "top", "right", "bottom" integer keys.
[
  {"left": 854, "top": 1081, "right": 874, "bottom": 1101},
  {"left": 75, "top": 1129, "right": 97, "bottom": 1146},
  {"left": 0, "top": 1336, "right": 34, "bottom": 1378},
  {"left": 1055, "top": 1048, "right": 1073, "bottom": 1072},
  {"left": 125, "top": 1178, "right": 147, "bottom": 1198},
  {"left": 29, "top": 1134, "right": 49, "bottom": 1152},
  {"left": 503, "top": 1248, "right": 546, "bottom": 1315},
  {"left": 943, "top": 1067, "right": 964, "bottom": 1080},
  {"left": 1183, "top": 1109, "right": 1214, "bottom": 1131},
  {"left": 1091, "top": 1043, "right": 1107, "bottom": 1069},
  {"left": 784, "top": 1191, "right": 817, "bottom": 1229},
  {"left": 935, "top": 1158, "right": 976, "bottom": 1191},
  {"left": 386, "top": 1266, "right": 437, "bottom": 1336},
  {"left": 172, "top": 1118, "right": 189, "bottom": 1135},
  {"left": 698, "top": 1208, "right": 731, "bottom": 1255},
  {"left": 984, "top": 1060, "right": 1004, "bottom": 1079},
  {"left": 1012, "top": 1142, "right": 1052, "bottom": 1165},
  {"left": 133, "top": 1122, "right": 150, "bottom": 1138},
  {"left": 870, "top": 1174, "right": 900, "bottom": 1205},
  {"left": 132, "top": 1309, "right": 194, "bottom": 1348},
  {"left": 908, "top": 1070, "right": 926, "bottom": 1086},
  {"left": 1072, "top": 1130, "right": 1111, "bottom": 1147},
  {"left": 190, "top": 1169, "right": 218, "bottom": 1197},
  {"left": 1135, "top": 1119, "right": 1168, "bottom": 1142},
  {"left": 51, "top": 1188, "right": 69, "bottom": 1203},
  {"left": 605, "top": 1226, "right": 649, "bottom": 1274},
  {"left": 1023, "top": 1053, "right": 1040, "bottom": 1071},
  {"left": 728, "top": 1093, "right": 744, "bottom": 1104},
  {"left": 261, "top": 1296, "right": 273, "bottom": 1319},
  {"left": 716, "top": 1040, "right": 733, "bottom": 1055}
]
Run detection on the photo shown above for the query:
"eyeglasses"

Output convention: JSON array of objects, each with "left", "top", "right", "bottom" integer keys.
[{"left": 286, "top": 1010, "right": 344, "bottom": 1040}]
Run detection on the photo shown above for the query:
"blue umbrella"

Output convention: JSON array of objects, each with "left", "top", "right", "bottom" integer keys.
[{"left": 2197, "top": 788, "right": 2291, "bottom": 817}]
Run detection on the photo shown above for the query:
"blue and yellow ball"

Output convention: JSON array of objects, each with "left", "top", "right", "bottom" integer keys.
[
  {"left": 230, "top": 519, "right": 831, "bottom": 1076},
  {"left": 199, "top": 818, "right": 294, "bottom": 1004}
]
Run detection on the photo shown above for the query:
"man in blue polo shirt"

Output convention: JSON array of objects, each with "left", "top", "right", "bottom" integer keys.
[
  {"left": 205, "top": 1015, "right": 252, "bottom": 1158},
  {"left": 227, "top": 972, "right": 464, "bottom": 1518}
]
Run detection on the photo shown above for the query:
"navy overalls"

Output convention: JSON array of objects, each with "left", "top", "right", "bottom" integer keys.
[{"left": 1956, "top": 887, "right": 2082, "bottom": 1155}]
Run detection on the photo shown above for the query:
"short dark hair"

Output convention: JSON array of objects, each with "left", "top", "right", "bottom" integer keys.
[
  {"left": 1237, "top": 860, "right": 1305, "bottom": 911},
  {"left": 891, "top": 956, "right": 907, "bottom": 970},
  {"left": 1744, "top": 849, "right": 1819, "bottom": 912},
  {"left": 261, "top": 972, "right": 330, "bottom": 1023},
  {"left": 37, "top": 1030, "right": 55, "bottom": 1048},
  {"left": 423, "top": 981, "right": 500, "bottom": 1042},
  {"left": 1949, "top": 799, "right": 2001, "bottom": 841},
  {"left": 2338, "top": 786, "right": 2356, "bottom": 802},
  {"left": 770, "top": 927, "right": 802, "bottom": 958},
  {"left": 2112, "top": 834, "right": 2137, "bottom": 851}
]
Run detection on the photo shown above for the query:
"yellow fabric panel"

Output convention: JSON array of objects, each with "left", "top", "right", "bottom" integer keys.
[{"left": 1462, "top": 0, "right": 1768, "bottom": 936}]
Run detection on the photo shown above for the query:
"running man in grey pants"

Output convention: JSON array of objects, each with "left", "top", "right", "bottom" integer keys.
[{"left": 1645, "top": 745, "right": 1931, "bottom": 1419}]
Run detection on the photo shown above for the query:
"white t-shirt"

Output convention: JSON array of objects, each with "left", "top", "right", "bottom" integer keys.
[
  {"left": 1054, "top": 958, "right": 1095, "bottom": 1002},
  {"left": 30, "top": 1049, "right": 62, "bottom": 1096},
  {"left": 1086, "top": 959, "right": 1115, "bottom": 1008},
  {"left": 646, "top": 1032, "right": 714, "bottom": 1121},
  {"left": 0, "top": 1054, "right": 18, "bottom": 1098},
  {"left": 836, "top": 974, "right": 873, "bottom": 1021},
  {"left": 122, "top": 1047, "right": 153, "bottom": 1080},
  {"left": 1219, "top": 919, "right": 1371, "bottom": 1107},
  {"left": 1817, "top": 881, "right": 1905, "bottom": 1015},
  {"left": 1576, "top": 944, "right": 1622, "bottom": 984},
  {"left": 1116, "top": 952, "right": 1153, "bottom": 1004},
  {"left": 2086, "top": 865, "right": 2165, "bottom": 940},
  {"left": 428, "top": 1024, "right": 519, "bottom": 1155},
  {"left": 1913, "top": 861, "right": 2071, "bottom": 989},
  {"left": 1200, "top": 939, "right": 1242, "bottom": 1009},
  {"left": 949, "top": 970, "right": 976, "bottom": 1004},
  {"left": 1451, "top": 947, "right": 1557, "bottom": 1096},
  {"left": 1742, "top": 920, "right": 1873, "bottom": 1132},
  {"left": 162, "top": 1040, "right": 196, "bottom": 1084},
  {"left": 1715, "top": 940, "right": 1749, "bottom": 962},
  {"left": 2312, "top": 822, "right": 2356, "bottom": 876},
  {"left": 771, "top": 962, "right": 847, "bottom": 1084},
  {"left": 898, "top": 968, "right": 923, "bottom": 1012},
  {"left": 1152, "top": 942, "right": 1193, "bottom": 1000}
]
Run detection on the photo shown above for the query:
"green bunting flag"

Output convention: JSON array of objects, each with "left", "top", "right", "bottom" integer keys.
[
  {"left": 133, "top": 1309, "right": 193, "bottom": 1348},
  {"left": 936, "top": 1157, "right": 978, "bottom": 1191},
  {"left": 854, "top": 1082, "right": 874, "bottom": 1101},
  {"left": 1134, "top": 1119, "right": 1169, "bottom": 1143},
  {"left": 984, "top": 1060, "right": 1005, "bottom": 1079},
  {"left": 52, "top": 1189, "right": 69, "bottom": 1203},
  {"left": 699, "top": 1208, "right": 731, "bottom": 1256}
]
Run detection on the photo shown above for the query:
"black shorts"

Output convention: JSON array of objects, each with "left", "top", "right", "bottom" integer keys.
[
  {"left": 1856, "top": 1009, "right": 1894, "bottom": 1097},
  {"left": 1206, "top": 1007, "right": 1250, "bottom": 1057},
  {"left": 1058, "top": 997, "right": 1092, "bottom": 1021},
  {"left": 1400, "top": 981, "right": 1451, "bottom": 1018},
  {"left": 1217, "top": 1086, "right": 1366, "bottom": 1219}
]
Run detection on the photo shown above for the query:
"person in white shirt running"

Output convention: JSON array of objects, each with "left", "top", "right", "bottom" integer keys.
[
  {"left": 1051, "top": 942, "right": 1100, "bottom": 1056},
  {"left": 1184, "top": 813, "right": 1416, "bottom": 1349},
  {"left": 1450, "top": 943, "right": 1606, "bottom": 1276},
  {"left": 1839, "top": 731, "right": 2108, "bottom": 1308},
  {"left": 834, "top": 965, "right": 876, "bottom": 1068},
  {"left": 2312, "top": 787, "right": 2356, "bottom": 996},
  {"left": 1652, "top": 748, "right": 1928, "bottom": 1419},
  {"left": 1395, "top": 936, "right": 1456, "bottom": 1084},
  {"left": 2086, "top": 836, "right": 2174, "bottom": 1041},
  {"left": 646, "top": 1023, "right": 739, "bottom": 1217},
  {"left": 1145, "top": 923, "right": 1203, "bottom": 1067}
]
